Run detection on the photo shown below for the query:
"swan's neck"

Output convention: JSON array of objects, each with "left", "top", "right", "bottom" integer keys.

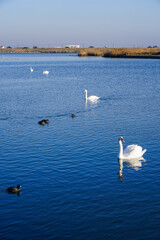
[
  {"left": 119, "top": 140, "right": 123, "bottom": 158},
  {"left": 85, "top": 91, "right": 88, "bottom": 101}
]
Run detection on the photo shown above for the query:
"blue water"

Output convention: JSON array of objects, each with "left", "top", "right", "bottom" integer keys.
[{"left": 0, "top": 53, "right": 160, "bottom": 240}]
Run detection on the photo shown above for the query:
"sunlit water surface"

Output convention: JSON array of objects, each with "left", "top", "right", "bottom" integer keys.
[{"left": 0, "top": 53, "right": 160, "bottom": 240}]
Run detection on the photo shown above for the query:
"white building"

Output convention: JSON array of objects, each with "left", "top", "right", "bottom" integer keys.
[{"left": 65, "top": 45, "right": 80, "bottom": 48}]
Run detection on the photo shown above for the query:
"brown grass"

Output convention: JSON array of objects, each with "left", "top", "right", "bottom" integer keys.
[
  {"left": 0, "top": 47, "right": 160, "bottom": 58},
  {"left": 79, "top": 48, "right": 160, "bottom": 58},
  {"left": 0, "top": 48, "right": 80, "bottom": 53}
]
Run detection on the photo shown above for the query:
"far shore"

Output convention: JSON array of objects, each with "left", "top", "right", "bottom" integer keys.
[{"left": 0, "top": 47, "right": 160, "bottom": 59}]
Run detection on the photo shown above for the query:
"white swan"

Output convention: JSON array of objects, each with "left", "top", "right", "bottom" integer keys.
[
  {"left": 118, "top": 137, "right": 146, "bottom": 159},
  {"left": 30, "top": 67, "right": 34, "bottom": 72},
  {"left": 43, "top": 70, "right": 49, "bottom": 75},
  {"left": 84, "top": 89, "right": 100, "bottom": 102}
]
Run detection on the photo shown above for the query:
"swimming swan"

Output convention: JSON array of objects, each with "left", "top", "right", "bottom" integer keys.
[
  {"left": 43, "top": 70, "right": 49, "bottom": 75},
  {"left": 84, "top": 89, "right": 100, "bottom": 102},
  {"left": 118, "top": 136, "right": 146, "bottom": 159},
  {"left": 30, "top": 67, "right": 34, "bottom": 72}
]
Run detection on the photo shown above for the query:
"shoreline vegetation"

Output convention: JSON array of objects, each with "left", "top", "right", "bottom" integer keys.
[{"left": 0, "top": 48, "right": 160, "bottom": 59}]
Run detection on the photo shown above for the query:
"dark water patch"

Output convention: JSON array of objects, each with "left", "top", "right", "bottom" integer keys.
[{"left": 0, "top": 117, "right": 9, "bottom": 121}]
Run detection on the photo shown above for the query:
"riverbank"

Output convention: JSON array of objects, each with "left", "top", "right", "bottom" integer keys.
[
  {"left": 78, "top": 48, "right": 160, "bottom": 58},
  {"left": 0, "top": 48, "right": 79, "bottom": 54},
  {"left": 0, "top": 47, "right": 160, "bottom": 59}
]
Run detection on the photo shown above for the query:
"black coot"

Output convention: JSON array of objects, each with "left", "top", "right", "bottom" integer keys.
[
  {"left": 7, "top": 185, "right": 21, "bottom": 193},
  {"left": 38, "top": 119, "right": 49, "bottom": 125}
]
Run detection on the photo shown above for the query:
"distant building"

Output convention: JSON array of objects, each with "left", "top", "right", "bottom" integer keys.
[
  {"left": 65, "top": 45, "right": 80, "bottom": 48},
  {"left": 0, "top": 46, "right": 5, "bottom": 49}
]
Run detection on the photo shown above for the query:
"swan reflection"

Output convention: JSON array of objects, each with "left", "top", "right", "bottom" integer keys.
[
  {"left": 85, "top": 98, "right": 99, "bottom": 111},
  {"left": 118, "top": 159, "right": 124, "bottom": 181},
  {"left": 85, "top": 100, "right": 88, "bottom": 110},
  {"left": 118, "top": 157, "right": 146, "bottom": 180}
]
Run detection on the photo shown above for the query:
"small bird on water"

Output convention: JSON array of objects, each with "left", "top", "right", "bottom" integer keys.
[
  {"left": 38, "top": 119, "right": 49, "bottom": 125},
  {"left": 44, "top": 119, "right": 49, "bottom": 124},
  {"left": 7, "top": 185, "right": 21, "bottom": 193}
]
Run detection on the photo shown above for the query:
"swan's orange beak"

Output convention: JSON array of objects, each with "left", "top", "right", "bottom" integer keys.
[{"left": 122, "top": 138, "right": 125, "bottom": 142}]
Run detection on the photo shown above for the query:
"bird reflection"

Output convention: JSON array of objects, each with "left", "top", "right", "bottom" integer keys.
[
  {"left": 84, "top": 98, "right": 99, "bottom": 111},
  {"left": 85, "top": 100, "right": 88, "bottom": 110},
  {"left": 118, "top": 157, "right": 146, "bottom": 181},
  {"left": 118, "top": 159, "right": 124, "bottom": 182},
  {"left": 7, "top": 191, "right": 21, "bottom": 196}
]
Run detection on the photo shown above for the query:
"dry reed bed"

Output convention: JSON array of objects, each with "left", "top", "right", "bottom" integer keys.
[
  {"left": 78, "top": 48, "right": 160, "bottom": 58},
  {"left": 0, "top": 48, "right": 160, "bottom": 58},
  {"left": 0, "top": 48, "right": 79, "bottom": 53}
]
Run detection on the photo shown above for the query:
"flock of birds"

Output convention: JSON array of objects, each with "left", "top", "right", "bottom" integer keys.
[{"left": 6, "top": 68, "right": 147, "bottom": 194}]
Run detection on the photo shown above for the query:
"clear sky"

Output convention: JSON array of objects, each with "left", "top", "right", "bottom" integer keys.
[{"left": 0, "top": 0, "right": 160, "bottom": 48}]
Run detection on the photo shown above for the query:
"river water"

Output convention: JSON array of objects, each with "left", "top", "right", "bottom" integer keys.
[{"left": 0, "top": 53, "right": 160, "bottom": 240}]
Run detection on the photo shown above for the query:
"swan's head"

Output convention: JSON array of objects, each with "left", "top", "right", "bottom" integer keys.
[
  {"left": 84, "top": 89, "right": 87, "bottom": 93},
  {"left": 119, "top": 136, "right": 125, "bottom": 143}
]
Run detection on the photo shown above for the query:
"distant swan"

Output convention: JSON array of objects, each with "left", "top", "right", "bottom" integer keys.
[
  {"left": 43, "top": 70, "right": 49, "bottom": 75},
  {"left": 30, "top": 67, "right": 34, "bottom": 72},
  {"left": 84, "top": 89, "right": 100, "bottom": 102},
  {"left": 118, "top": 136, "right": 146, "bottom": 159}
]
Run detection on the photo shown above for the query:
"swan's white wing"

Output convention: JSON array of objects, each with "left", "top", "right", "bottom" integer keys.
[
  {"left": 123, "top": 144, "right": 142, "bottom": 154},
  {"left": 123, "top": 144, "right": 144, "bottom": 158},
  {"left": 88, "top": 95, "right": 100, "bottom": 101}
]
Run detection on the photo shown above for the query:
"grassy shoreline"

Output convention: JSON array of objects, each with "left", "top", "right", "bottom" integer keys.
[
  {"left": 0, "top": 47, "right": 160, "bottom": 59},
  {"left": 0, "top": 48, "right": 79, "bottom": 54},
  {"left": 78, "top": 48, "right": 160, "bottom": 58}
]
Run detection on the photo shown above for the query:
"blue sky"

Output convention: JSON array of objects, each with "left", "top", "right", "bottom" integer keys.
[{"left": 0, "top": 0, "right": 160, "bottom": 48}]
